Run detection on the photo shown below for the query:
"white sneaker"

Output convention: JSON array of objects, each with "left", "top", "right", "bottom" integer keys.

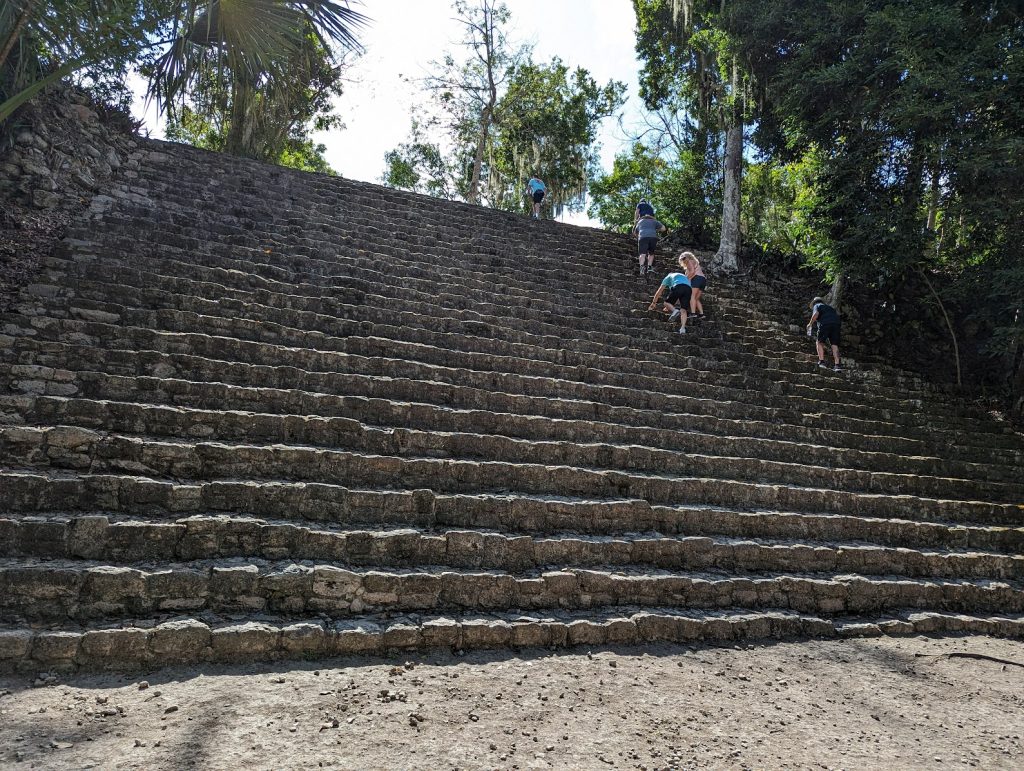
[
  {"left": 668, "top": 308, "right": 681, "bottom": 321},
  {"left": 677, "top": 327, "right": 687, "bottom": 334}
]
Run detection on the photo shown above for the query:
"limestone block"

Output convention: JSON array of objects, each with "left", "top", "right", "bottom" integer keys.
[
  {"left": 509, "top": 619, "right": 548, "bottom": 648},
  {"left": 382, "top": 623, "right": 421, "bottom": 649},
  {"left": 280, "top": 622, "right": 327, "bottom": 655},
  {"left": 461, "top": 619, "right": 510, "bottom": 649},
  {"left": 210, "top": 622, "right": 280, "bottom": 662},
  {"left": 147, "top": 569, "right": 208, "bottom": 611},
  {"left": 566, "top": 619, "right": 605, "bottom": 646},
  {"left": 420, "top": 617, "right": 460, "bottom": 648},
  {"left": 82, "top": 566, "right": 146, "bottom": 610},
  {"left": 68, "top": 516, "right": 110, "bottom": 559},
  {"left": 31, "top": 631, "right": 81, "bottom": 665},
  {"left": 331, "top": 621, "right": 383, "bottom": 655},
  {"left": 0, "top": 519, "right": 16, "bottom": 556},
  {"left": 210, "top": 565, "right": 259, "bottom": 597},
  {"left": 149, "top": 619, "right": 210, "bottom": 664},
  {"left": 311, "top": 565, "right": 360, "bottom": 600},
  {"left": 78, "top": 628, "right": 149, "bottom": 667},
  {"left": 0, "top": 630, "right": 32, "bottom": 660}
]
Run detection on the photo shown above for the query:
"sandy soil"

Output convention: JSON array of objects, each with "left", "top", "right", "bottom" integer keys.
[{"left": 1, "top": 635, "right": 1022, "bottom": 770}]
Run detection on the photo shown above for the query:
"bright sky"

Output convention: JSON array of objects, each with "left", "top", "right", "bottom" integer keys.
[{"left": 131, "top": 0, "right": 645, "bottom": 226}]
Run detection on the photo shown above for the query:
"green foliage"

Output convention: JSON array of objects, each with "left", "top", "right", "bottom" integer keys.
[
  {"left": 383, "top": 2, "right": 624, "bottom": 218},
  {"left": 489, "top": 58, "right": 625, "bottom": 215},
  {"left": 1, "top": 0, "right": 366, "bottom": 157},
  {"left": 380, "top": 119, "right": 455, "bottom": 198},
  {"left": 0, "top": 0, "right": 170, "bottom": 121},
  {"left": 588, "top": 128, "right": 721, "bottom": 242},
  {"left": 160, "top": 28, "right": 346, "bottom": 170}
]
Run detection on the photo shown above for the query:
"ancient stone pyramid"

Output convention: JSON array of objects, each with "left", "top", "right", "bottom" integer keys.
[{"left": 1, "top": 141, "right": 1022, "bottom": 672}]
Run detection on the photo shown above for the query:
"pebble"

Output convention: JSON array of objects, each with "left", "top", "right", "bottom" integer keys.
[
  {"left": 164, "top": 705, "right": 179, "bottom": 714},
  {"left": 138, "top": 681, "right": 149, "bottom": 691}
]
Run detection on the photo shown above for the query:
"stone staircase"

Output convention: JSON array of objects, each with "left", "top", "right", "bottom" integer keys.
[{"left": 0, "top": 140, "right": 1022, "bottom": 672}]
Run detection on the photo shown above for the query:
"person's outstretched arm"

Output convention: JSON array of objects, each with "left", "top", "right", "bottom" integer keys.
[
  {"left": 648, "top": 285, "right": 667, "bottom": 309},
  {"left": 806, "top": 308, "right": 820, "bottom": 333}
]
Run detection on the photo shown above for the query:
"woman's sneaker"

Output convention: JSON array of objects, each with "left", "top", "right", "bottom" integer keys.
[
  {"left": 833, "top": 364, "right": 843, "bottom": 372},
  {"left": 668, "top": 308, "right": 681, "bottom": 321},
  {"left": 677, "top": 327, "right": 687, "bottom": 334},
  {"left": 818, "top": 360, "right": 828, "bottom": 369}
]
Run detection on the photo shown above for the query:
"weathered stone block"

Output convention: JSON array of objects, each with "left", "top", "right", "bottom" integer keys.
[
  {"left": 210, "top": 622, "right": 280, "bottom": 662},
  {"left": 78, "top": 628, "right": 149, "bottom": 667},
  {"left": 280, "top": 622, "right": 327, "bottom": 656},
  {"left": 149, "top": 619, "right": 210, "bottom": 664},
  {"left": 421, "top": 617, "right": 460, "bottom": 648},
  {"left": 31, "top": 631, "right": 81, "bottom": 665},
  {"left": 0, "top": 629, "right": 32, "bottom": 660}
]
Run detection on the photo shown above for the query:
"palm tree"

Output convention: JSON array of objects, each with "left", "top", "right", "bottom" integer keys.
[{"left": 0, "top": 0, "right": 367, "bottom": 124}]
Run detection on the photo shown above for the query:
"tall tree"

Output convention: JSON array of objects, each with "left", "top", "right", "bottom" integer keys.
[
  {"left": 727, "top": 0, "right": 1024, "bottom": 389},
  {"left": 0, "top": 1, "right": 367, "bottom": 131},
  {"left": 160, "top": 28, "right": 349, "bottom": 170},
  {"left": 424, "top": 0, "right": 526, "bottom": 204},
  {"left": 634, "top": 0, "right": 750, "bottom": 271},
  {"left": 488, "top": 58, "right": 625, "bottom": 215}
]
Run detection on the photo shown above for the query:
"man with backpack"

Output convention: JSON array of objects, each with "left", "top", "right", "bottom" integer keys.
[
  {"left": 807, "top": 296, "right": 842, "bottom": 372},
  {"left": 634, "top": 198, "right": 655, "bottom": 222}
]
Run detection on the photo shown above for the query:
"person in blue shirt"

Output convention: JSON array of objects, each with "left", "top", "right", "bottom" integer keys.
[
  {"left": 526, "top": 175, "right": 546, "bottom": 219},
  {"left": 648, "top": 255, "right": 693, "bottom": 334}
]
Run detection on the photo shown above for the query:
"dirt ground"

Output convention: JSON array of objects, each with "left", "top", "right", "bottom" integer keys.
[{"left": 1, "top": 635, "right": 1022, "bottom": 770}]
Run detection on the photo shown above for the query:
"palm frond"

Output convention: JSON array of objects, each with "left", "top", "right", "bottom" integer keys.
[{"left": 149, "top": 0, "right": 367, "bottom": 114}]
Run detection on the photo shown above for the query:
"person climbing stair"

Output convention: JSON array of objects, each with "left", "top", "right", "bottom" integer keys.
[
  {"left": 807, "top": 296, "right": 842, "bottom": 371},
  {"left": 633, "top": 213, "right": 666, "bottom": 276},
  {"left": 649, "top": 257, "right": 692, "bottom": 334},
  {"left": 526, "top": 174, "right": 546, "bottom": 219}
]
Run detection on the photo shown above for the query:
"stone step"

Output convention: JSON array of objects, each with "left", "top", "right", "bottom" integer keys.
[
  {"left": 3, "top": 513, "right": 1021, "bottom": 581},
  {"left": 2, "top": 558, "right": 1021, "bottom": 625},
  {"left": 4, "top": 471, "right": 1022, "bottom": 553},
  {"left": 40, "top": 244, "right": 1010, "bottom": 436},
  {"left": 42, "top": 244, "right": 874, "bottom": 393},
  {"left": 8, "top": 295, "right": 940, "bottom": 432},
  {"left": 4, "top": 399, "right": 1021, "bottom": 503},
  {"left": 7, "top": 392, "right": 1020, "bottom": 486},
  {"left": 6, "top": 606, "right": 1021, "bottom": 673},
  {"left": 8, "top": 352, "right": 1020, "bottom": 472},
  {"left": 20, "top": 268, "right": 982, "bottom": 424},
  {"left": 44, "top": 234, "right": 975, "bottom": 409},
  {"left": 6, "top": 316, "right": 1020, "bottom": 457},
  {"left": 1, "top": 426, "right": 1018, "bottom": 525},
  {"left": 49, "top": 223, "right": 931, "bottom": 396}
]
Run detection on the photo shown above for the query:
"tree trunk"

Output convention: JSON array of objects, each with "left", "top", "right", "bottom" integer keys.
[
  {"left": 714, "top": 118, "right": 742, "bottom": 271},
  {"left": 925, "top": 162, "right": 941, "bottom": 232},
  {"left": 827, "top": 272, "right": 845, "bottom": 313},
  {"left": 0, "top": 0, "right": 37, "bottom": 73},
  {"left": 226, "top": 75, "right": 256, "bottom": 158},
  {"left": 467, "top": 105, "right": 491, "bottom": 205},
  {"left": 713, "top": 58, "right": 742, "bottom": 272},
  {"left": 918, "top": 266, "right": 962, "bottom": 387}
]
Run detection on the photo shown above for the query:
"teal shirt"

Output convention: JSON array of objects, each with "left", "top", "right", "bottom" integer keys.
[{"left": 660, "top": 272, "right": 691, "bottom": 289}]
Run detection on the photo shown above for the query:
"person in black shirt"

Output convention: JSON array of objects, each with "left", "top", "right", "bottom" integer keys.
[
  {"left": 807, "top": 296, "right": 842, "bottom": 371},
  {"left": 634, "top": 198, "right": 655, "bottom": 223}
]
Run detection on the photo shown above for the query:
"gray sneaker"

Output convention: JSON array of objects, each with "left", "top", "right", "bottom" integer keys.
[
  {"left": 677, "top": 327, "right": 687, "bottom": 335},
  {"left": 668, "top": 308, "right": 681, "bottom": 322}
]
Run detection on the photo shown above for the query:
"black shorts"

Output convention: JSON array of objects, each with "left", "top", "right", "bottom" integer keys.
[
  {"left": 638, "top": 237, "right": 657, "bottom": 256},
  {"left": 691, "top": 275, "right": 707, "bottom": 290},
  {"left": 532, "top": 190, "right": 545, "bottom": 203},
  {"left": 666, "top": 284, "right": 692, "bottom": 307},
  {"left": 817, "top": 321, "right": 841, "bottom": 345}
]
